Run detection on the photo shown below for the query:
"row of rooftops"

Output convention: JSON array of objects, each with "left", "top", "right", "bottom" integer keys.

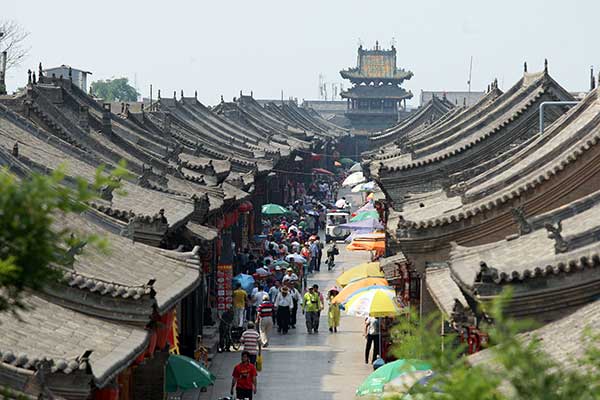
[
  {"left": 365, "top": 61, "right": 600, "bottom": 367},
  {"left": 0, "top": 63, "right": 348, "bottom": 396}
]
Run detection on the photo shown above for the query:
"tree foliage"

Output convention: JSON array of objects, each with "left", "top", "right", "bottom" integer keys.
[
  {"left": 0, "top": 162, "right": 129, "bottom": 314},
  {"left": 90, "top": 77, "right": 139, "bottom": 102},
  {"left": 388, "top": 292, "right": 600, "bottom": 399},
  {"left": 0, "top": 20, "right": 30, "bottom": 71}
]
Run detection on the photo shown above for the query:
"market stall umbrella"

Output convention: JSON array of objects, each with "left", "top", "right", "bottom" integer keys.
[
  {"left": 355, "top": 359, "right": 432, "bottom": 398},
  {"left": 343, "top": 285, "right": 395, "bottom": 305},
  {"left": 165, "top": 355, "right": 216, "bottom": 392},
  {"left": 344, "top": 287, "right": 402, "bottom": 318},
  {"left": 312, "top": 167, "right": 335, "bottom": 176},
  {"left": 285, "top": 254, "right": 307, "bottom": 263},
  {"left": 332, "top": 278, "right": 389, "bottom": 304},
  {"left": 356, "top": 201, "right": 375, "bottom": 213},
  {"left": 336, "top": 261, "right": 383, "bottom": 287},
  {"left": 350, "top": 210, "right": 380, "bottom": 222},
  {"left": 349, "top": 163, "right": 363, "bottom": 173},
  {"left": 342, "top": 171, "right": 366, "bottom": 187},
  {"left": 272, "top": 260, "right": 290, "bottom": 268},
  {"left": 339, "top": 158, "right": 355, "bottom": 166},
  {"left": 338, "top": 218, "right": 384, "bottom": 231},
  {"left": 351, "top": 181, "right": 376, "bottom": 193},
  {"left": 346, "top": 233, "right": 386, "bottom": 257},
  {"left": 233, "top": 273, "right": 255, "bottom": 293},
  {"left": 261, "top": 203, "right": 290, "bottom": 216}
]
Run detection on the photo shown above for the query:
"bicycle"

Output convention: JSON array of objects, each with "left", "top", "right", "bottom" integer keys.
[{"left": 219, "top": 315, "right": 244, "bottom": 351}]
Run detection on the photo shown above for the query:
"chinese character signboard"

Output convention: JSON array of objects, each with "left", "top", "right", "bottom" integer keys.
[{"left": 216, "top": 264, "right": 233, "bottom": 311}]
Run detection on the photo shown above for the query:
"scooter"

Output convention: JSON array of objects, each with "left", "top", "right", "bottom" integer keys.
[{"left": 326, "top": 244, "right": 339, "bottom": 270}]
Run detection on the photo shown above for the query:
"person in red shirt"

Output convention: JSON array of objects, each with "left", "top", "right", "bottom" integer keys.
[{"left": 231, "top": 351, "right": 258, "bottom": 399}]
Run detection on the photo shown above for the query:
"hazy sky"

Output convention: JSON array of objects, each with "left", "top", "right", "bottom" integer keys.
[{"left": 3, "top": 0, "right": 598, "bottom": 106}]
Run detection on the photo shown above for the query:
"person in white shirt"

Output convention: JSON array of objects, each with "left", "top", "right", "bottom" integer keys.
[
  {"left": 282, "top": 268, "right": 298, "bottom": 283},
  {"left": 274, "top": 286, "right": 293, "bottom": 334},
  {"left": 288, "top": 284, "right": 301, "bottom": 329},
  {"left": 251, "top": 284, "right": 267, "bottom": 321}
]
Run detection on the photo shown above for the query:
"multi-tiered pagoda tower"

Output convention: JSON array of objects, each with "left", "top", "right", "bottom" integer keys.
[{"left": 340, "top": 41, "right": 413, "bottom": 130}]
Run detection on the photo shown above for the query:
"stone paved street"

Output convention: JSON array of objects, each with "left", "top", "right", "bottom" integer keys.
[{"left": 205, "top": 192, "right": 373, "bottom": 400}]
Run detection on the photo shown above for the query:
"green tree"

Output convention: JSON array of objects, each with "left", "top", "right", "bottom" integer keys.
[
  {"left": 90, "top": 77, "right": 139, "bottom": 102},
  {"left": 388, "top": 292, "right": 600, "bottom": 399},
  {"left": 0, "top": 162, "right": 129, "bottom": 313}
]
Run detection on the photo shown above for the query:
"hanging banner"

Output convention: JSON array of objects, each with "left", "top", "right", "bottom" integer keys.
[{"left": 216, "top": 264, "right": 233, "bottom": 311}]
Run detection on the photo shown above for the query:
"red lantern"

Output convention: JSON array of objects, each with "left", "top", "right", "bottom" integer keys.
[{"left": 238, "top": 201, "right": 253, "bottom": 213}]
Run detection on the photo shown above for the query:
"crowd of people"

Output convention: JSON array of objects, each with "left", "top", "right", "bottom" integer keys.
[{"left": 223, "top": 175, "right": 354, "bottom": 399}]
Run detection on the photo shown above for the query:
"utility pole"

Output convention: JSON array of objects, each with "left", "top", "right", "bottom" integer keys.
[
  {"left": 467, "top": 56, "right": 473, "bottom": 94},
  {"left": 0, "top": 32, "right": 5, "bottom": 95}
]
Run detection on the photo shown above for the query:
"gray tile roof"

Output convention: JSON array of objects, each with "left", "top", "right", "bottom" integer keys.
[
  {"left": 57, "top": 212, "right": 202, "bottom": 312},
  {"left": 425, "top": 265, "right": 469, "bottom": 317},
  {"left": 0, "top": 292, "right": 149, "bottom": 387}
]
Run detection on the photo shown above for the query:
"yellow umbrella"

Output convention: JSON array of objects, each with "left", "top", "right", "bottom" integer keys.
[
  {"left": 345, "top": 288, "right": 402, "bottom": 318},
  {"left": 332, "top": 277, "right": 388, "bottom": 304},
  {"left": 335, "top": 262, "right": 383, "bottom": 288}
]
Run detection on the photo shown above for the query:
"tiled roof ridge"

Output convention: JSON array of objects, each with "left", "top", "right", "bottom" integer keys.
[
  {"left": 60, "top": 269, "right": 155, "bottom": 300},
  {"left": 461, "top": 90, "right": 600, "bottom": 202},
  {"left": 400, "top": 115, "right": 600, "bottom": 230},
  {"left": 403, "top": 87, "right": 504, "bottom": 147},
  {"left": 472, "top": 249, "right": 600, "bottom": 285},
  {"left": 369, "top": 95, "right": 454, "bottom": 142},
  {"left": 382, "top": 85, "right": 552, "bottom": 172},
  {"left": 0, "top": 102, "right": 103, "bottom": 167},
  {"left": 371, "top": 87, "right": 503, "bottom": 161},
  {"left": 0, "top": 350, "right": 88, "bottom": 376},
  {"left": 406, "top": 75, "right": 553, "bottom": 156},
  {"left": 30, "top": 87, "right": 148, "bottom": 176},
  {"left": 175, "top": 101, "right": 260, "bottom": 152},
  {"left": 89, "top": 202, "right": 135, "bottom": 223}
]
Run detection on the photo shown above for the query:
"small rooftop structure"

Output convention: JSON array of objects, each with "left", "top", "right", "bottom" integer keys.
[{"left": 43, "top": 64, "right": 92, "bottom": 91}]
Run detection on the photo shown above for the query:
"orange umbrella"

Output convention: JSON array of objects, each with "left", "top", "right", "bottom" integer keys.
[
  {"left": 347, "top": 234, "right": 386, "bottom": 257},
  {"left": 332, "top": 277, "right": 389, "bottom": 304}
]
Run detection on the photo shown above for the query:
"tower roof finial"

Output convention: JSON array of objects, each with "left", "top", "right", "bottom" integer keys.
[
  {"left": 544, "top": 58, "right": 548, "bottom": 73},
  {"left": 524, "top": 61, "right": 528, "bottom": 73}
]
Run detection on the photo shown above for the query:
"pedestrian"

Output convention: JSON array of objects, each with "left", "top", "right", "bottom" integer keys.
[
  {"left": 364, "top": 316, "right": 380, "bottom": 364},
  {"left": 246, "top": 254, "right": 258, "bottom": 275},
  {"left": 251, "top": 285, "right": 267, "bottom": 322},
  {"left": 218, "top": 306, "right": 234, "bottom": 352},
  {"left": 274, "top": 285, "right": 293, "bottom": 334},
  {"left": 232, "top": 283, "right": 247, "bottom": 327},
  {"left": 312, "top": 284, "right": 325, "bottom": 328},
  {"left": 327, "top": 287, "right": 341, "bottom": 333},
  {"left": 240, "top": 322, "right": 261, "bottom": 366},
  {"left": 257, "top": 294, "right": 274, "bottom": 347},
  {"left": 289, "top": 283, "right": 301, "bottom": 329},
  {"left": 282, "top": 267, "right": 298, "bottom": 284},
  {"left": 316, "top": 237, "right": 324, "bottom": 270},
  {"left": 302, "top": 243, "right": 312, "bottom": 273},
  {"left": 309, "top": 240, "right": 319, "bottom": 272},
  {"left": 302, "top": 286, "right": 322, "bottom": 334},
  {"left": 230, "top": 351, "right": 258, "bottom": 400}
]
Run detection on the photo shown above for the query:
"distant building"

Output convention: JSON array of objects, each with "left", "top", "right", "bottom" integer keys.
[
  {"left": 301, "top": 100, "right": 347, "bottom": 119},
  {"left": 340, "top": 42, "right": 413, "bottom": 131},
  {"left": 420, "top": 90, "right": 485, "bottom": 107},
  {"left": 43, "top": 65, "right": 92, "bottom": 92}
]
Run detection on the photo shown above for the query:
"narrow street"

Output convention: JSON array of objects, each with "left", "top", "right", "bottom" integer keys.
[{"left": 205, "top": 192, "right": 372, "bottom": 400}]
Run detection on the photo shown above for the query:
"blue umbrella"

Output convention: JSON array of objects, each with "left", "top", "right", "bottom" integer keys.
[{"left": 233, "top": 273, "right": 255, "bottom": 293}]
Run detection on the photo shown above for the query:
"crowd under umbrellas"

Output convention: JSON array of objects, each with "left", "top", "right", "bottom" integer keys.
[{"left": 220, "top": 162, "right": 425, "bottom": 399}]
